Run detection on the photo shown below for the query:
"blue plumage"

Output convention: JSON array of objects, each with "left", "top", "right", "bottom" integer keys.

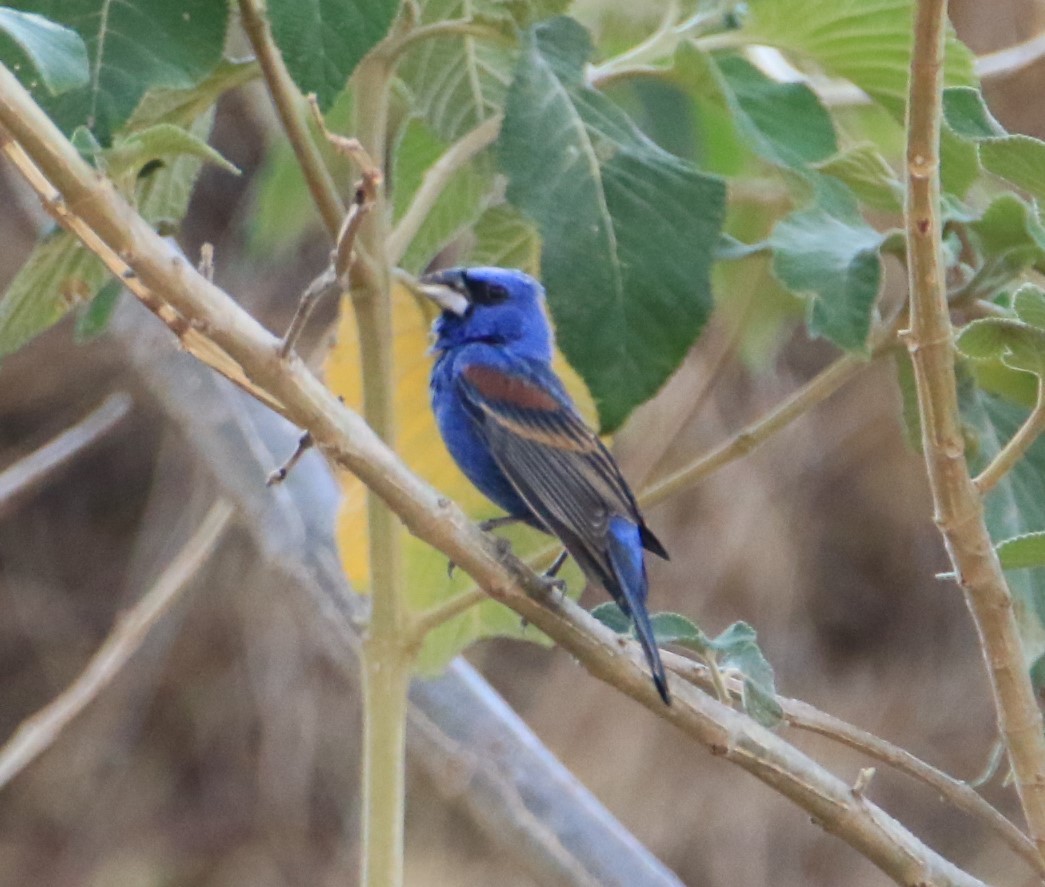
[{"left": 422, "top": 266, "right": 671, "bottom": 704}]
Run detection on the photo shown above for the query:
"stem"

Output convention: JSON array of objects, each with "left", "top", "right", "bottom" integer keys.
[
  {"left": 352, "top": 54, "right": 411, "bottom": 887},
  {"left": 383, "top": 19, "right": 507, "bottom": 62},
  {"left": 904, "top": 0, "right": 1045, "bottom": 860},
  {"left": 975, "top": 376, "right": 1045, "bottom": 494},
  {"left": 387, "top": 115, "right": 501, "bottom": 265},
  {"left": 361, "top": 646, "right": 412, "bottom": 887},
  {"left": 238, "top": 0, "right": 345, "bottom": 239},
  {"left": 664, "top": 651, "right": 1045, "bottom": 877},
  {"left": 640, "top": 342, "right": 891, "bottom": 510}
]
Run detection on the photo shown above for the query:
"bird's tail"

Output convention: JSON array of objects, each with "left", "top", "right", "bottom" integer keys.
[{"left": 606, "top": 517, "right": 670, "bottom": 705}]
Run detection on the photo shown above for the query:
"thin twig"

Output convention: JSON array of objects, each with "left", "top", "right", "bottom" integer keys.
[
  {"left": 665, "top": 653, "right": 1044, "bottom": 877},
  {"left": 279, "top": 265, "right": 339, "bottom": 358},
  {"left": 0, "top": 500, "right": 234, "bottom": 791},
  {"left": 904, "top": 0, "right": 1045, "bottom": 860},
  {"left": 975, "top": 376, "right": 1045, "bottom": 494},
  {"left": 387, "top": 115, "right": 502, "bottom": 265},
  {"left": 267, "top": 431, "right": 315, "bottom": 486},
  {"left": 0, "top": 393, "right": 133, "bottom": 519},
  {"left": 0, "top": 61, "right": 989, "bottom": 886},
  {"left": 382, "top": 19, "right": 508, "bottom": 62},
  {"left": 640, "top": 330, "right": 898, "bottom": 510},
  {"left": 237, "top": 0, "right": 345, "bottom": 238}
]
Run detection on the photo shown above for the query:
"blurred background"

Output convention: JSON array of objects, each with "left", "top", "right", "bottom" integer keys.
[{"left": 3, "top": 1, "right": 1045, "bottom": 885}]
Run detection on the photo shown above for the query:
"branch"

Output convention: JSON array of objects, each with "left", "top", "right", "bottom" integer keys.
[
  {"left": 0, "top": 500, "right": 234, "bottom": 791},
  {"left": 640, "top": 330, "right": 897, "bottom": 510},
  {"left": 237, "top": 0, "right": 345, "bottom": 239},
  {"left": 903, "top": 0, "right": 1045, "bottom": 860},
  {"left": 387, "top": 115, "right": 501, "bottom": 266},
  {"left": 974, "top": 376, "right": 1045, "bottom": 495},
  {"left": 664, "top": 653, "right": 1043, "bottom": 877},
  {"left": 0, "top": 61, "right": 988, "bottom": 886},
  {"left": 0, "top": 392, "right": 131, "bottom": 519}
]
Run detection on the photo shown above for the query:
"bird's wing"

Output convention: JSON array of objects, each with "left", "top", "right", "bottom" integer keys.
[{"left": 455, "top": 360, "right": 651, "bottom": 576}]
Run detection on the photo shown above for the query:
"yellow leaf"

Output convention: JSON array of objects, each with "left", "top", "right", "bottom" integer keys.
[{"left": 327, "top": 280, "right": 596, "bottom": 674}]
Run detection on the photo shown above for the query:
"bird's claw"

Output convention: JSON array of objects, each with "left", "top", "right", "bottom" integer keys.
[{"left": 541, "top": 574, "right": 567, "bottom": 597}]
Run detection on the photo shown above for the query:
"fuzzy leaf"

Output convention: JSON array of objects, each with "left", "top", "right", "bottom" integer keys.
[
  {"left": 500, "top": 17, "right": 726, "bottom": 432},
  {"left": 998, "top": 533, "right": 1045, "bottom": 571},
  {"left": 0, "top": 229, "right": 109, "bottom": 356},
  {"left": 266, "top": 0, "right": 397, "bottom": 110},
  {"left": 0, "top": 6, "right": 88, "bottom": 94},
  {"left": 769, "top": 179, "right": 885, "bottom": 350},
  {"left": 812, "top": 143, "right": 904, "bottom": 212},
  {"left": 5, "top": 0, "right": 227, "bottom": 141},
  {"left": 961, "top": 385, "right": 1045, "bottom": 673},
  {"left": 392, "top": 117, "right": 494, "bottom": 273}
]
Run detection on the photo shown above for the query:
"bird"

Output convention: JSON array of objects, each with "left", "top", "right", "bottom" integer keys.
[{"left": 419, "top": 266, "right": 672, "bottom": 704}]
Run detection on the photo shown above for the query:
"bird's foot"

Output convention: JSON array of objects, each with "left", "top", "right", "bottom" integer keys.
[{"left": 540, "top": 574, "right": 566, "bottom": 597}]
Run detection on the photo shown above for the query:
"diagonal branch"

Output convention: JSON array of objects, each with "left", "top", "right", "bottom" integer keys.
[
  {"left": 903, "top": 0, "right": 1045, "bottom": 861},
  {"left": 0, "top": 60, "right": 987, "bottom": 886},
  {"left": 0, "top": 500, "right": 234, "bottom": 791},
  {"left": 0, "top": 392, "right": 132, "bottom": 518}
]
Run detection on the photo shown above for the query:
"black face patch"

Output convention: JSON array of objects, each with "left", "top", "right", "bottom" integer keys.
[{"left": 464, "top": 275, "right": 510, "bottom": 306}]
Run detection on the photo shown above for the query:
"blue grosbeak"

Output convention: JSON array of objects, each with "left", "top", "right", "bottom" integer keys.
[{"left": 420, "top": 266, "right": 671, "bottom": 704}]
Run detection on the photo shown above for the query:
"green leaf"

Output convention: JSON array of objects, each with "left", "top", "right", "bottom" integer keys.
[
  {"left": 500, "top": 17, "right": 726, "bottom": 432},
  {"left": 742, "top": 0, "right": 976, "bottom": 120},
  {"left": 591, "top": 600, "right": 631, "bottom": 634},
  {"left": 392, "top": 117, "right": 494, "bottom": 273},
  {"left": 960, "top": 385, "right": 1045, "bottom": 672},
  {"left": 398, "top": 1, "right": 516, "bottom": 142},
  {"left": 943, "top": 87, "right": 1045, "bottom": 203},
  {"left": 598, "top": 607, "right": 782, "bottom": 726},
  {"left": 0, "top": 229, "right": 109, "bottom": 356},
  {"left": 1014, "top": 284, "right": 1045, "bottom": 331},
  {"left": 126, "top": 58, "right": 259, "bottom": 131},
  {"left": 893, "top": 349, "right": 923, "bottom": 452},
  {"left": 467, "top": 203, "right": 541, "bottom": 274},
  {"left": 812, "top": 143, "right": 904, "bottom": 213},
  {"left": 104, "top": 122, "right": 238, "bottom": 196},
  {"left": 768, "top": 179, "right": 885, "bottom": 350},
  {"left": 5, "top": 0, "right": 228, "bottom": 141},
  {"left": 980, "top": 137, "right": 1045, "bottom": 205},
  {"left": 0, "top": 108, "right": 216, "bottom": 357},
  {"left": 0, "top": 6, "right": 88, "bottom": 94},
  {"left": 998, "top": 533, "right": 1045, "bottom": 571},
  {"left": 672, "top": 45, "right": 836, "bottom": 169},
  {"left": 267, "top": 0, "right": 398, "bottom": 110},
  {"left": 961, "top": 194, "right": 1045, "bottom": 303},
  {"left": 74, "top": 277, "right": 121, "bottom": 340},
  {"left": 135, "top": 110, "right": 218, "bottom": 229},
  {"left": 943, "top": 86, "right": 1005, "bottom": 140},
  {"left": 715, "top": 54, "right": 836, "bottom": 166},
  {"left": 741, "top": 0, "right": 978, "bottom": 194},
  {"left": 956, "top": 317, "right": 1045, "bottom": 377}
]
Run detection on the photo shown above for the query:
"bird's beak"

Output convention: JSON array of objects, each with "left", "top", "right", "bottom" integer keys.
[{"left": 418, "top": 270, "right": 470, "bottom": 316}]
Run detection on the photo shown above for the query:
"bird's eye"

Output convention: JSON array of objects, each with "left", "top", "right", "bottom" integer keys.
[{"left": 470, "top": 281, "right": 509, "bottom": 305}]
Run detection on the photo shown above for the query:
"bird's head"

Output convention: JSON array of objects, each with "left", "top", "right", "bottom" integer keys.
[{"left": 419, "top": 266, "right": 553, "bottom": 361}]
